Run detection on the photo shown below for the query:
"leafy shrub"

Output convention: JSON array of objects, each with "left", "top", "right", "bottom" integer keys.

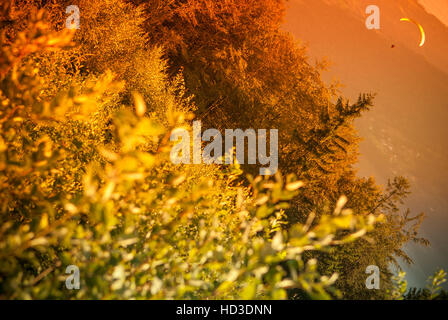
[{"left": 0, "top": 5, "right": 380, "bottom": 299}]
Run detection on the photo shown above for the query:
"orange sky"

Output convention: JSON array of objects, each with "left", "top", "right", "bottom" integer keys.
[{"left": 419, "top": 0, "right": 448, "bottom": 26}]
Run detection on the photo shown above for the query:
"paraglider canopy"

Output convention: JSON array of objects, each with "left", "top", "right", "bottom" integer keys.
[{"left": 400, "top": 18, "right": 426, "bottom": 47}]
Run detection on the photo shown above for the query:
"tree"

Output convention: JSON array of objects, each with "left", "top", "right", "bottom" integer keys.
[
  {"left": 0, "top": 0, "right": 380, "bottom": 299},
  {"left": 131, "top": 0, "right": 429, "bottom": 299}
]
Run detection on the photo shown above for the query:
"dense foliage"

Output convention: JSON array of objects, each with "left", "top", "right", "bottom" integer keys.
[{"left": 0, "top": 0, "right": 441, "bottom": 299}]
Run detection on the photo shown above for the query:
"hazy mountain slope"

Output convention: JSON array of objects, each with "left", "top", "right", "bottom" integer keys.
[
  {"left": 284, "top": 0, "right": 448, "bottom": 288},
  {"left": 419, "top": 0, "right": 448, "bottom": 27}
]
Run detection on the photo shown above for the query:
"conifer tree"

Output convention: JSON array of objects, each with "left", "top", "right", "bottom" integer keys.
[
  {"left": 132, "top": 0, "right": 430, "bottom": 299},
  {"left": 0, "top": 0, "right": 382, "bottom": 300}
]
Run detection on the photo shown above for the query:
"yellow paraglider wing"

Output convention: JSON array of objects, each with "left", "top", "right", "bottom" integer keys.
[{"left": 400, "top": 18, "right": 426, "bottom": 47}]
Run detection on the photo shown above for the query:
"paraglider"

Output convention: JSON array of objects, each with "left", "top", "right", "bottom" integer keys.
[{"left": 400, "top": 18, "right": 426, "bottom": 47}]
